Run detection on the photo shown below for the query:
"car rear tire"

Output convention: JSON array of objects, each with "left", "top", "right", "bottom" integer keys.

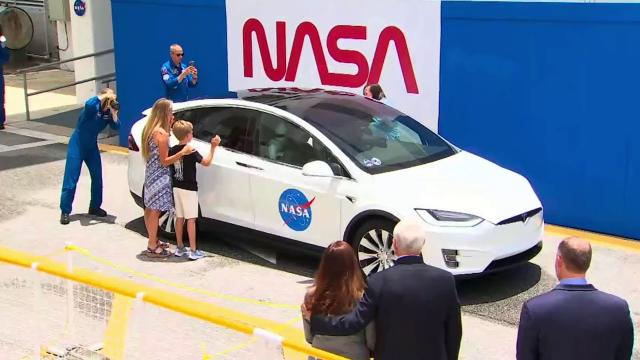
[
  {"left": 141, "top": 189, "right": 199, "bottom": 240},
  {"left": 158, "top": 209, "right": 202, "bottom": 240},
  {"left": 158, "top": 209, "right": 177, "bottom": 239},
  {"left": 351, "top": 218, "right": 398, "bottom": 276}
]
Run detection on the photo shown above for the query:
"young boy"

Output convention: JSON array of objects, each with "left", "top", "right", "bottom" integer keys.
[{"left": 169, "top": 120, "right": 220, "bottom": 260}]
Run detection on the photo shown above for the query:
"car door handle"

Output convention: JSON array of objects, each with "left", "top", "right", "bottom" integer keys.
[{"left": 236, "top": 161, "right": 263, "bottom": 171}]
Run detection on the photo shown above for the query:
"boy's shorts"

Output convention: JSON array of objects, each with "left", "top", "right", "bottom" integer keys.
[{"left": 173, "top": 188, "right": 198, "bottom": 219}]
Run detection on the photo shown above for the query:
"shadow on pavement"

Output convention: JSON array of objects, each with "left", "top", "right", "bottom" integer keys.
[
  {"left": 457, "top": 262, "right": 557, "bottom": 325},
  {"left": 0, "top": 143, "right": 68, "bottom": 171},
  {"left": 0, "top": 131, "right": 43, "bottom": 146},
  {"left": 124, "top": 216, "right": 320, "bottom": 277},
  {"left": 457, "top": 263, "right": 542, "bottom": 306},
  {"left": 29, "top": 107, "right": 82, "bottom": 131},
  {"left": 69, "top": 213, "right": 117, "bottom": 226},
  {"left": 135, "top": 251, "right": 192, "bottom": 263}
]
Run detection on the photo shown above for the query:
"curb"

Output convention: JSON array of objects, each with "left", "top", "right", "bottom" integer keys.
[
  {"left": 98, "top": 143, "right": 129, "bottom": 155},
  {"left": 545, "top": 224, "right": 640, "bottom": 252}
]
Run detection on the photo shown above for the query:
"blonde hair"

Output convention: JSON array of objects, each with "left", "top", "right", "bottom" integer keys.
[
  {"left": 141, "top": 98, "right": 173, "bottom": 161},
  {"left": 172, "top": 120, "right": 193, "bottom": 141}
]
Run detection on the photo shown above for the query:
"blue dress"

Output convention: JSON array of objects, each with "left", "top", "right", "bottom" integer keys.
[{"left": 143, "top": 136, "right": 173, "bottom": 211}]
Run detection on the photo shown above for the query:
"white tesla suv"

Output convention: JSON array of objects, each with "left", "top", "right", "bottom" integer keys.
[{"left": 128, "top": 88, "right": 543, "bottom": 276}]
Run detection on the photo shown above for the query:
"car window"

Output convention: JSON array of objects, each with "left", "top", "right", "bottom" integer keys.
[
  {"left": 298, "top": 100, "right": 457, "bottom": 174},
  {"left": 256, "top": 112, "right": 349, "bottom": 176},
  {"left": 175, "top": 107, "right": 257, "bottom": 155}
]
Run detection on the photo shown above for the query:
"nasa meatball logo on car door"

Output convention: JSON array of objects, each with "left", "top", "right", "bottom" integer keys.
[{"left": 278, "top": 189, "right": 315, "bottom": 231}]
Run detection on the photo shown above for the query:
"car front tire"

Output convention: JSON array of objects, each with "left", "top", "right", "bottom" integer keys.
[{"left": 351, "top": 218, "right": 398, "bottom": 276}]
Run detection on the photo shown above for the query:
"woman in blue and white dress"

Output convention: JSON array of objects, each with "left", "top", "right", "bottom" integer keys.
[{"left": 140, "top": 98, "right": 193, "bottom": 257}]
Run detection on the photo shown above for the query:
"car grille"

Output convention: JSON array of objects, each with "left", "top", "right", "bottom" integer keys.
[{"left": 497, "top": 207, "right": 542, "bottom": 225}]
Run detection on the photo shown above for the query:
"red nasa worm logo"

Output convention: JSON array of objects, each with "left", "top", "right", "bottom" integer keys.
[{"left": 242, "top": 18, "right": 419, "bottom": 94}]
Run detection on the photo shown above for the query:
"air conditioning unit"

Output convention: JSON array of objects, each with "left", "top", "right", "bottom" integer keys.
[
  {"left": 48, "top": 0, "right": 70, "bottom": 21},
  {"left": 0, "top": 5, "right": 34, "bottom": 50}
]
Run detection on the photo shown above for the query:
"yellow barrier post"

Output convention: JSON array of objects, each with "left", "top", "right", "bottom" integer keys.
[{"left": 102, "top": 293, "right": 134, "bottom": 360}]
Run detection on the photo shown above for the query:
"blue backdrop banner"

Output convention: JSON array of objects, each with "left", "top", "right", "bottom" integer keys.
[{"left": 440, "top": 2, "right": 640, "bottom": 239}]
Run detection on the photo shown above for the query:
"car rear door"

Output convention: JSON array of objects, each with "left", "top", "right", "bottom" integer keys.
[
  {"left": 176, "top": 106, "right": 257, "bottom": 229},
  {"left": 247, "top": 110, "right": 352, "bottom": 249}
]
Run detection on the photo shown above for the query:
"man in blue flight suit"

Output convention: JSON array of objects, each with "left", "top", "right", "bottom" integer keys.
[
  {"left": 161, "top": 44, "right": 198, "bottom": 102},
  {"left": 59, "top": 88, "right": 120, "bottom": 225},
  {"left": 0, "top": 25, "right": 11, "bottom": 130}
]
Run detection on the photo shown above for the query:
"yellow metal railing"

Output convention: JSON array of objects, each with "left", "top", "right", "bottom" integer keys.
[{"left": 0, "top": 245, "right": 347, "bottom": 360}]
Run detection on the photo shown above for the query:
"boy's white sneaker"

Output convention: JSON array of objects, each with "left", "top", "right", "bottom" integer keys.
[
  {"left": 174, "top": 246, "right": 190, "bottom": 257},
  {"left": 188, "top": 249, "right": 205, "bottom": 261}
]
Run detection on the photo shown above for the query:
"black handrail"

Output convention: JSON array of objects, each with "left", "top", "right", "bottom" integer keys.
[
  {"left": 15, "top": 49, "right": 114, "bottom": 74},
  {"left": 19, "top": 49, "right": 115, "bottom": 121}
]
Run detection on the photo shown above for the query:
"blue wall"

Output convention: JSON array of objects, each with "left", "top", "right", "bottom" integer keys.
[
  {"left": 111, "top": 0, "right": 639, "bottom": 239},
  {"left": 111, "top": 0, "right": 228, "bottom": 146},
  {"left": 440, "top": 2, "right": 640, "bottom": 239}
]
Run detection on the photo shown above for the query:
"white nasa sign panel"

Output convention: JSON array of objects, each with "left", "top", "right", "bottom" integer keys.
[{"left": 226, "top": 0, "right": 442, "bottom": 131}]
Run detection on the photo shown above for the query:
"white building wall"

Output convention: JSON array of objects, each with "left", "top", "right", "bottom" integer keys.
[
  {"left": 67, "top": 0, "right": 114, "bottom": 102},
  {"left": 56, "top": 20, "right": 74, "bottom": 71}
]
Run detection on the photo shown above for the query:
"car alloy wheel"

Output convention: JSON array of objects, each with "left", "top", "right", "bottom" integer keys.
[
  {"left": 352, "top": 219, "right": 397, "bottom": 276},
  {"left": 158, "top": 209, "right": 176, "bottom": 238}
]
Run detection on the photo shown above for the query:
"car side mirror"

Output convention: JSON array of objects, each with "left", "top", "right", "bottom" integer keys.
[
  {"left": 302, "top": 161, "right": 334, "bottom": 177},
  {"left": 329, "top": 162, "right": 344, "bottom": 177}
]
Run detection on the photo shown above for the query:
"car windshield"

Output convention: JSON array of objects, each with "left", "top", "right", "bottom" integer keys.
[{"left": 287, "top": 98, "right": 457, "bottom": 174}]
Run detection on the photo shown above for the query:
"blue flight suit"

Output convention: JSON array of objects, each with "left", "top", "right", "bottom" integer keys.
[
  {"left": 0, "top": 39, "right": 10, "bottom": 127},
  {"left": 59, "top": 96, "right": 119, "bottom": 214},
  {"left": 161, "top": 60, "right": 197, "bottom": 102}
]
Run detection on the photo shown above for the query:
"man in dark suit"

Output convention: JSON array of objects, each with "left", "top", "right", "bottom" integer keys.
[
  {"left": 303, "top": 220, "right": 462, "bottom": 360},
  {"left": 516, "top": 237, "right": 634, "bottom": 360}
]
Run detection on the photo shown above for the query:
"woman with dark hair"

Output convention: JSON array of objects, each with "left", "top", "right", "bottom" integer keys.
[
  {"left": 303, "top": 241, "right": 375, "bottom": 359},
  {"left": 363, "top": 83, "right": 386, "bottom": 101}
]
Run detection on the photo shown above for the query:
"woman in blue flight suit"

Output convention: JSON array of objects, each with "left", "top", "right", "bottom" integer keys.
[
  {"left": 59, "top": 88, "right": 120, "bottom": 224},
  {"left": 0, "top": 25, "right": 10, "bottom": 130}
]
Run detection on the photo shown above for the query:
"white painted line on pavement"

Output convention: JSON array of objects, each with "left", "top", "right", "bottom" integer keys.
[
  {"left": 3, "top": 128, "right": 69, "bottom": 144},
  {"left": 0, "top": 140, "right": 58, "bottom": 153}
]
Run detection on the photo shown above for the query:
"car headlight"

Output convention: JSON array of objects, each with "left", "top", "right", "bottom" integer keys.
[{"left": 416, "top": 209, "right": 484, "bottom": 227}]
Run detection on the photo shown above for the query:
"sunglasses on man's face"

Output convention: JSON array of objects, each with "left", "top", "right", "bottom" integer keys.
[{"left": 174, "top": 53, "right": 184, "bottom": 57}]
